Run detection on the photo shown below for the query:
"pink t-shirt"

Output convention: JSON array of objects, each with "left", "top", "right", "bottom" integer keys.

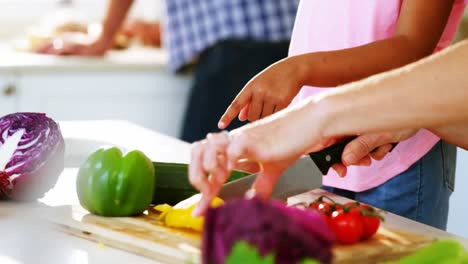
[{"left": 289, "top": 0, "right": 466, "bottom": 192}]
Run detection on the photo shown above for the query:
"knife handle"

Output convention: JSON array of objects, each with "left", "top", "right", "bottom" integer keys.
[{"left": 308, "top": 138, "right": 398, "bottom": 175}]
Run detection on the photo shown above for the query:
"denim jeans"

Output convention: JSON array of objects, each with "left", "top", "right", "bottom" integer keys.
[
  {"left": 180, "top": 39, "right": 290, "bottom": 143},
  {"left": 323, "top": 140, "right": 456, "bottom": 230}
]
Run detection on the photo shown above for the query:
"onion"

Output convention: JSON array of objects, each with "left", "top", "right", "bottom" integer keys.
[{"left": 0, "top": 113, "right": 65, "bottom": 200}]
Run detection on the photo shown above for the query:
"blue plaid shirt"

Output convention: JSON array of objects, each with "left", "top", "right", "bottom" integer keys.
[{"left": 163, "top": 0, "right": 299, "bottom": 72}]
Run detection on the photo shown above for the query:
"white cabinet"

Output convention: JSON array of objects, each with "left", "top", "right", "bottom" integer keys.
[
  {"left": 0, "top": 72, "right": 18, "bottom": 116},
  {"left": 0, "top": 69, "right": 192, "bottom": 138}
]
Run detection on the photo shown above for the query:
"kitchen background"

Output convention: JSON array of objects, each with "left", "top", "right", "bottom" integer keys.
[{"left": 0, "top": 0, "right": 467, "bottom": 238}]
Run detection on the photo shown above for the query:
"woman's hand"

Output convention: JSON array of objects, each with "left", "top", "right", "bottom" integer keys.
[
  {"left": 190, "top": 103, "right": 332, "bottom": 216},
  {"left": 331, "top": 129, "right": 419, "bottom": 177},
  {"left": 218, "top": 57, "right": 305, "bottom": 129}
]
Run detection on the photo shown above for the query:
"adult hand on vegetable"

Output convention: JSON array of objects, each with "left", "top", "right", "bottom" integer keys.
[
  {"left": 218, "top": 57, "right": 304, "bottom": 129},
  {"left": 331, "top": 129, "right": 419, "bottom": 177},
  {"left": 35, "top": 33, "right": 109, "bottom": 56},
  {"left": 191, "top": 104, "right": 333, "bottom": 216}
]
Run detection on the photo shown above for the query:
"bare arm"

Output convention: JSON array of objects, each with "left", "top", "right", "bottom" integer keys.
[
  {"left": 219, "top": 0, "right": 455, "bottom": 127},
  {"left": 316, "top": 39, "right": 468, "bottom": 149},
  {"left": 96, "top": 0, "right": 134, "bottom": 49},
  {"left": 432, "top": 124, "right": 468, "bottom": 149},
  {"left": 188, "top": 40, "right": 468, "bottom": 211},
  {"left": 294, "top": 0, "right": 454, "bottom": 87},
  {"left": 36, "top": 0, "right": 134, "bottom": 55},
  {"left": 189, "top": 39, "right": 468, "bottom": 208}
]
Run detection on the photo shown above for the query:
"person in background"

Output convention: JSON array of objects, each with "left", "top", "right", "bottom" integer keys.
[
  {"left": 188, "top": 38, "right": 468, "bottom": 221},
  {"left": 190, "top": 0, "right": 467, "bottom": 231},
  {"left": 164, "top": 0, "right": 298, "bottom": 142},
  {"left": 37, "top": 0, "right": 299, "bottom": 143}
]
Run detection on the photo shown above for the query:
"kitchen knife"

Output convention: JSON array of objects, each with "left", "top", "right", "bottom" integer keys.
[
  {"left": 219, "top": 138, "right": 399, "bottom": 200},
  {"left": 219, "top": 137, "right": 355, "bottom": 200}
]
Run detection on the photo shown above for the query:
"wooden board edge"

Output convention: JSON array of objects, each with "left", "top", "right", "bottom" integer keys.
[{"left": 52, "top": 221, "right": 200, "bottom": 264}]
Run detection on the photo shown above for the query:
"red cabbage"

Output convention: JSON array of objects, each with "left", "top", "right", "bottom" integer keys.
[
  {"left": 0, "top": 113, "right": 65, "bottom": 200},
  {"left": 202, "top": 197, "right": 335, "bottom": 264}
]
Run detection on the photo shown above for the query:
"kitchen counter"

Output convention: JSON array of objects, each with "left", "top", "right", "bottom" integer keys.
[
  {"left": 0, "top": 43, "right": 193, "bottom": 138},
  {"left": 0, "top": 120, "right": 466, "bottom": 264},
  {"left": 0, "top": 120, "right": 190, "bottom": 264},
  {"left": 0, "top": 42, "right": 169, "bottom": 73}
]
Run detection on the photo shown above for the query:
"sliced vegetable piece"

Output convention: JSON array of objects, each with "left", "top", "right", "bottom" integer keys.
[{"left": 154, "top": 194, "right": 223, "bottom": 232}]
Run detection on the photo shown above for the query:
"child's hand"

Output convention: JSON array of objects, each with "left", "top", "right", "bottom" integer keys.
[{"left": 218, "top": 57, "right": 305, "bottom": 129}]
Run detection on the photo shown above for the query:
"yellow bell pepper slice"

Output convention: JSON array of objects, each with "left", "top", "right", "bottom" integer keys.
[{"left": 154, "top": 194, "right": 223, "bottom": 232}]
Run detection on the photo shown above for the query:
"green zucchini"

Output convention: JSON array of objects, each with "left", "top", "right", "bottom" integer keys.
[{"left": 152, "top": 162, "right": 250, "bottom": 205}]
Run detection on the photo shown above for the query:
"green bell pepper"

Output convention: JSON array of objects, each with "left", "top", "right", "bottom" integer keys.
[{"left": 76, "top": 147, "right": 155, "bottom": 217}]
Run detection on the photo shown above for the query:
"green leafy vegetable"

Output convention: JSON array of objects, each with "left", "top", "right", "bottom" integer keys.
[
  {"left": 386, "top": 240, "right": 468, "bottom": 264},
  {"left": 225, "top": 242, "right": 319, "bottom": 264},
  {"left": 226, "top": 242, "right": 274, "bottom": 264}
]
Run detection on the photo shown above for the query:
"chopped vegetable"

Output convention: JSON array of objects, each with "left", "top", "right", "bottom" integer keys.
[
  {"left": 154, "top": 194, "right": 223, "bottom": 232},
  {"left": 0, "top": 112, "right": 65, "bottom": 200},
  {"left": 76, "top": 147, "right": 155, "bottom": 216},
  {"left": 202, "top": 197, "right": 335, "bottom": 264},
  {"left": 385, "top": 240, "right": 468, "bottom": 264}
]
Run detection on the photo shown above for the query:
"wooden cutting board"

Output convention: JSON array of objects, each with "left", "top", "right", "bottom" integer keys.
[{"left": 43, "top": 202, "right": 434, "bottom": 264}]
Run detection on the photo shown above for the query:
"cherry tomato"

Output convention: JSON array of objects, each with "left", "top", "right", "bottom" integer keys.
[
  {"left": 311, "top": 201, "right": 343, "bottom": 216},
  {"left": 310, "top": 201, "right": 321, "bottom": 210},
  {"left": 346, "top": 202, "right": 381, "bottom": 240},
  {"left": 329, "top": 209, "right": 364, "bottom": 245},
  {"left": 322, "top": 203, "right": 342, "bottom": 213},
  {"left": 361, "top": 215, "right": 380, "bottom": 239},
  {"left": 310, "top": 201, "right": 331, "bottom": 213}
]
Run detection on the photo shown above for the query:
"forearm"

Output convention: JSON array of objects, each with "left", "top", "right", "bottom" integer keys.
[
  {"left": 292, "top": 0, "right": 453, "bottom": 89},
  {"left": 310, "top": 39, "right": 468, "bottom": 140},
  {"left": 292, "top": 36, "right": 440, "bottom": 88},
  {"left": 432, "top": 124, "right": 468, "bottom": 150},
  {"left": 97, "top": 0, "right": 134, "bottom": 46}
]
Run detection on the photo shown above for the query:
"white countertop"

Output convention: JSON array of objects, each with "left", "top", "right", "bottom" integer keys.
[
  {"left": 0, "top": 120, "right": 190, "bottom": 264},
  {"left": 0, "top": 42, "right": 169, "bottom": 73},
  {"left": 0, "top": 120, "right": 466, "bottom": 264}
]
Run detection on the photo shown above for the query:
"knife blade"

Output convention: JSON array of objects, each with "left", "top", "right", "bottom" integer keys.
[{"left": 219, "top": 138, "right": 356, "bottom": 200}]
